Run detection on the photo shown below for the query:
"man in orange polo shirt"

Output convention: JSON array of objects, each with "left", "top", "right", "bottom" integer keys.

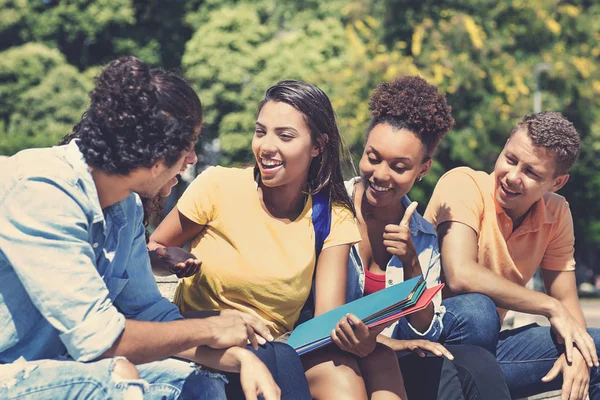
[{"left": 425, "top": 112, "right": 600, "bottom": 400}]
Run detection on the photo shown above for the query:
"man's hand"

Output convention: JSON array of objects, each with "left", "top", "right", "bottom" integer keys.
[
  {"left": 237, "top": 349, "right": 281, "bottom": 400},
  {"left": 331, "top": 314, "right": 384, "bottom": 357},
  {"left": 383, "top": 202, "right": 419, "bottom": 269},
  {"left": 204, "top": 311, "right": 274, "bottom": 350},
  {"left": 548, "top": 302, "right": 598, "bottom": 368},
  {"left": 149, "top": 247, "right": 201, "bottom": 278},
  {"left": 542, "top": 349, "right": 590, "bottom": 400},
  {"left": 390, "top": 339, "right": 454, "bottom": 360}
]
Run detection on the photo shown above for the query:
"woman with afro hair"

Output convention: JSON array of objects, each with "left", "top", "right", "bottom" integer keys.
[{"left": 309, "top": 76, "right": 511, "bottom": 399}]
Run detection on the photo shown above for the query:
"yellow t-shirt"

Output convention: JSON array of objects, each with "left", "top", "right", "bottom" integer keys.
[
  {"left": 424, "top": 167, "right": 576, "bottom": 321},
  {"left": 174, "top": 166, "right": 361, "bottom": 336}
]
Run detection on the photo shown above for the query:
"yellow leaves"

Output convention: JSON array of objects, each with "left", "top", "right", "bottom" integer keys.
[
  {"left": 535, "top": 8, "right": 561, "bottom": 35},
  {"left": 558, "top": 4, "right": 581, "bottom": 17},
  {"left": 545, "top": 19, "right": 561, "bottom": 35},
  {"left": 412, "top": 24, "right": 425, "bottom": 56},
  {"left": 592, "top": 81, "right": 600, "bottom": 95},
  {"left": 571, "top": 57, "right": 595, "bottom": 79},
  {"left": 462, "top": 15, "right": 485, "bottom": 50}
]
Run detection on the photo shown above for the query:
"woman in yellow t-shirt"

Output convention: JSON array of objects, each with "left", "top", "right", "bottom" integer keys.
[{"left": 150, "top": 80, "right": 407, "bottom": 399}]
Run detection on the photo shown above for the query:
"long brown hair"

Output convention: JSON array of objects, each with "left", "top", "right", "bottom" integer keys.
[{"left": 257, "top": 80, "right": 354, "bottom": 214}]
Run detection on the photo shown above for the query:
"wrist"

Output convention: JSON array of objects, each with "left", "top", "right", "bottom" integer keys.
[{"left": 541, "top": 296, "right": 561, "bottom": 319}]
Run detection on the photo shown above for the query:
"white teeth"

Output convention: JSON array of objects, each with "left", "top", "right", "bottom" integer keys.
[
  {"left": 261, "top": 158, "right": 282, "bottom": 167},
  {"left": 371, "top": 183, "right": 391, "bottom": 192}
]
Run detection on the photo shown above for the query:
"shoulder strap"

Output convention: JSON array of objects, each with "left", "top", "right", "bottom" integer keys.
[
  {"left": 295, "top": 191, "right": 332, "bottom": 327},
  {"left": 311, "top": 190, "right": 331, "bottom": 258}
]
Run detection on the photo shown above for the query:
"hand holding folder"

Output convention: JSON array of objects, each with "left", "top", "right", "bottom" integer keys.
[{"left": 287, "top": 275, "right": 443, "bottom": 355}]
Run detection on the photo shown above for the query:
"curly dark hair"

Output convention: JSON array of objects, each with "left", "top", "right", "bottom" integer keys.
[
  {"left": 60, "top": 56, "right": 202, "bottom": 174},
  {"left": 367, "top": 76, "right": 454, "bottom": 161},
  {"left": 511, "top": 112, "right": 580, "bottom": 176}
]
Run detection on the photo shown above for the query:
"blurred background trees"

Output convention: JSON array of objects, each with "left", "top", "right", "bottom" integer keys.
[{"left": 1, "top": 0, "right": 599, "bottom": 276}]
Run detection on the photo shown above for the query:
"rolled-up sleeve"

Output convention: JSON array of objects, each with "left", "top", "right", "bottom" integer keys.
[
  {"left": 113, "top": 196, "right": 182, "bottom": 323},
  {"left": 0, "top": 179, "right": 125, "bottom": 361}
]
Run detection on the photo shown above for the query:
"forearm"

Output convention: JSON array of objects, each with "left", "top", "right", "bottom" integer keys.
[
  {"left": 177, "top": 346, "right": 248, "bottom": 373},
  {"left": 405, "top": 304, "right": 435, "bottom": 333},
  {"left": 101, "top": 318, "right": 215, "bottom": 365},
  {"left": 449, "top": 263, "right": 559, "bottom": 317}
]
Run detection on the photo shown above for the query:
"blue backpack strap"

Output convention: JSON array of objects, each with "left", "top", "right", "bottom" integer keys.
[
  {"left": 295, "top": 190, "right": 331, "bottom": 326},
  {"left": 311, "top": 190, "right": 331, "bottom": 258}
]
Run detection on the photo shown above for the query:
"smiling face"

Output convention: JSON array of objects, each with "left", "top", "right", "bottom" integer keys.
[
  {"left": 135, "top": 127, "right": 200, "bottom": 198},
  {"left": 494, "top": 128, "right": 569, "bottom": 222},
  {"left": 359, "top": 123, "right": 431, "bottom": 209},
  {"left": 252, "top": 101, "right": 320, "bottom": 189}
]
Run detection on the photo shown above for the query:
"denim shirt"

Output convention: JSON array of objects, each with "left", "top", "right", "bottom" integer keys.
[
  {"left": 345, "top": 178, "right": 445, "bottom": 341},
  {"left": 0, "top": 142, "right": 181, "bottom": 364}
]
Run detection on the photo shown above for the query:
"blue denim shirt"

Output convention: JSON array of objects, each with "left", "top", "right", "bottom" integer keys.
[
  {"left": 0, "top": 142, "right": 181, "bottom": 364},
  {"left": 345, "top": 178, "right": 445, "bottom": 341}
]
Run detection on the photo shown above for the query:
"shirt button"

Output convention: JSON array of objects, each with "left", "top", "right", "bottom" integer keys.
[
  {"left": 388, "top": 279, "right": 394, "bottom": 285},
  {"left": 92, "top": 242, "right": 99, "bottom": 249}
]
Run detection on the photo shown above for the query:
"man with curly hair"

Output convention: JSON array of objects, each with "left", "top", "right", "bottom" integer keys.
[
  {"left": 425, "top": 112, "right": 600, "bottom": 399},
  {"left": 0, "top": 56, "right": 282, "bottom": 400}
]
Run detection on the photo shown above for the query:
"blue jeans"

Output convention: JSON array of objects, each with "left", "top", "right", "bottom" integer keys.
[
  {"left": 441, "top": 293, "right": 600, "bottom": 399},
  {"left": 226, "top": 342, "right": 311, "bottom": 400},
  {"left": 0, "top": 356, "right": 227, "bottom": 399}
]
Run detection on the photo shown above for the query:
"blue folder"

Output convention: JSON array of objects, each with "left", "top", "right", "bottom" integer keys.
[{"left": 288, "top": 275, "right": 426, "bottom": 354}]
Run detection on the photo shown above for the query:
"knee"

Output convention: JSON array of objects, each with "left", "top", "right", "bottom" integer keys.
[
  {"left": 112, "top": 358, "right": 140, "bottom": 380},
  {"left": 271, "top": 342, "right": 301, "bottom": 363},
  {"left": 445, "top": 293, "right": 500, "bottom": 332},
  {"left": 305, "top": 350, "right": 366, "bottom": 399}
]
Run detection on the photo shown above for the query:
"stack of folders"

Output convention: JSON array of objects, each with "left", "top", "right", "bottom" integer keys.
[{"left": 287, "top": 275, "right": 444, "bottom": 355}]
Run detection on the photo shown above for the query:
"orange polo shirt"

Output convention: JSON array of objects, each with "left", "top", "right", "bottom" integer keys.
[{"left": 424, "top": 167, "right": 575, "bottom": 320}]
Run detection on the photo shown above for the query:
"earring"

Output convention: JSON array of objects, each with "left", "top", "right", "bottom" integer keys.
[{"left": 418, "top": 176, "right": 423, "bottom": 182}]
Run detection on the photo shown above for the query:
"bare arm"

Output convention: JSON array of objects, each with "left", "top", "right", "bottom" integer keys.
[
  {"left": 438, "top": 221, "right": 559, "bottom": 315},
  {"left": 313, "top": 244, "right": 351, "bottom": 316},
  {"left": 542, "top": 270, "right": 586, "bottom": 327},
  {"left": 99, "top": 312, "right": 271, "bottom": 365},
  {"left": 149, "top": 207, "right": 206, "bottom": 250},
  {"left": 439, "top": 221, "right": 598, "bottom": 366},
  {"left": 147, "top": 207, "right": 205, "bottom": 275}
]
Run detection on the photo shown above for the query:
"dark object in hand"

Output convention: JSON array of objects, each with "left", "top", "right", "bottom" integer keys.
[{"left": 149, "top": 247, "right": 201, "bottom": 278}]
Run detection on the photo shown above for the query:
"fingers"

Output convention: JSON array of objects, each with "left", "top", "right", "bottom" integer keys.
[
  {"left": 541, "top": 359, "right": 562, "bottom": 383},
  {"left": 247, "top": 323, "right": 259, "bottom": 351},
  {"left": 346, "top": 314, "right": 369, "bottom": 338},
  {"left": 561, "top": 375, "right": 573, "bottom": 400},
  {"left": 399, "top": 201, "right": 418, "bottom": 228},
  {"left": 409, "top": 341, "right": 454, "bottom": 360},
  {"left": 574, "top": 330, "right": 599, "bottom": 368},
  {"left": 241, "top": 313, "right": 274, "bottom": 342}
]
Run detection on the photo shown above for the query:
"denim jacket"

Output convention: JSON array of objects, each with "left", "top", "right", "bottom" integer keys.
[
  {"left": 0, "top": 142, "right": 181, "bottom": 364},
  {"left": 345, "top": 178, "right": 445, "bottom": 341}
]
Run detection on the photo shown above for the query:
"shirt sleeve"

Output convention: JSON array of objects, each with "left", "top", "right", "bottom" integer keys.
[
  {"left": 0, "top": 179, "right": 125, "bottom": 362},
  {"left": 177, "top": 166, "right": 219, "bottom": 225},
  {"left": 541, "top": 199, "right": 576, "bottom": 271},
  {"left": 424, "top": 169, "right": 485, "bottom": 234},
  {"left": 113, "top": 196, "right": 183, "bottom": 322},
  {"left": 322, "top": 204, "right": 361, "bottom": 250}
]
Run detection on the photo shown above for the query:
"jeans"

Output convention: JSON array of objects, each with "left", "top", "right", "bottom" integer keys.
[
  {"left": 442, "top": 293, "right": 600, "bottom": 399},
  {"left": 226, "top": 341, "right": 311, "bottom": 400},
  {"left": 399, "top": 345, "right": 511, "bottom": 400},
  {"left": 0, "top": 356, "right": 227, "bottom": 400}
]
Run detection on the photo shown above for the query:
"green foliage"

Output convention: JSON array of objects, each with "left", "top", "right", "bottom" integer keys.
[
  {"left": 2, "top": 0, "right": 600, "bottom": 260},
  {"left": 0, "top": 43, "right": 91, "bottom": 155}
]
